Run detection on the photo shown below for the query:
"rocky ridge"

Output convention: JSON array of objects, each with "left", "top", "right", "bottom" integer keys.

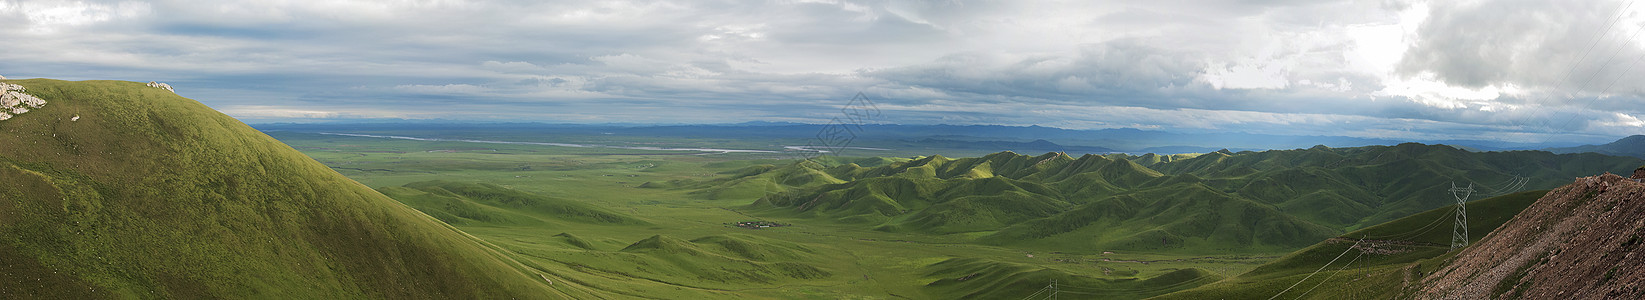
[
  {"left": 147, "top": 81, "right": 174, "bottom": 92},
  {"left": 1415, "top": 173, "right": 1645, "bottom": 299},
  {"left": 0, "top": 82, "right": 46, "bottom": 121}
]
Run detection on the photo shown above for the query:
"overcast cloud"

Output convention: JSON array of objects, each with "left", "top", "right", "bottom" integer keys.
[{"left": 1, "top": 0, "right": 1642, "bottom": 144}]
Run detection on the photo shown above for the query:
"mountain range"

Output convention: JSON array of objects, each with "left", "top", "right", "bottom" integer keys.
[
  {"left": 1547, "top": 134, "right": 1645, "bottom": 159},
  {"left": 709, "top": 145, "right": 1642, "bottom": 254},
  {"left": 253, "top": 121, "right": 1610, "bottom": 154}
]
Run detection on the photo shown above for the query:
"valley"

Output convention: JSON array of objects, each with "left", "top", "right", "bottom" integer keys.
[
  {"left": 11, "top": 1, "right": 1645, "bottom": 298},
  {"left": 269, "top": 131, "right": 1281, "bottom": 299},
  {"left": 267, "top": 127, "right": 1642, "bottom": 299},
  {"left": 5, "top": 79, "right": 1643, "bottom": 299}
]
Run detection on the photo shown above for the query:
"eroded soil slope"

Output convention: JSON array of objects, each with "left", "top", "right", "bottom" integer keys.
[{"left": 1417, "top": 173, "right": 1645, "bottom": 299}]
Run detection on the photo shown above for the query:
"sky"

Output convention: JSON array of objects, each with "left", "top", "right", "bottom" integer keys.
[{"left": 2, "top": 0, "right": 1644, "bottom": 145}]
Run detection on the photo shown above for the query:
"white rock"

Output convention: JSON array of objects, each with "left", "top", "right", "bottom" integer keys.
[
  {"left": 0, "top": 84, "right": 45, "bottom": 122},
  {"left": 147, "top": 81, "right": 175, "bottom": 93},
  {"left": 71, "top": 115, "right": 80, "bottom": 121},
  {"left": 11, "top": 91, "right": 44, "bottom": 108}
]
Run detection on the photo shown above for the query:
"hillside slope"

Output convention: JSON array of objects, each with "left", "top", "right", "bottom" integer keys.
[
  {"left": 0, "top": 79, "right": 567, "bottom": 298},
  {"left": 379, "top": 180, "right": 649, "bottom": 226},
  {"left": 1150, "top": 190, "right": 1546, "bottom": 299},
  {"left": 1547, "top": 135, "right": 1645, "bottom": 158},
  {"left": 736, "top": 146, "right": 1637, "bottom": 253},
  {"left": 1415, "top": 174, "right": 1645, "bottom": 299}
]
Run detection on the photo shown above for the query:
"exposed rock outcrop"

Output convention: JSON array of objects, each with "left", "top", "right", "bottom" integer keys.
[
  {"left": 1415, "top": 173, "right": 1645, "bottom": 299},
  {"left": 0, "top": 83, "right": 45, "bottom": 121},
  {"left": 147, "top": 81, "right": 175, "bottom": 93}
]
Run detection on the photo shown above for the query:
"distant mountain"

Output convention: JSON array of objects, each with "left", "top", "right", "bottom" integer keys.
[
  {"left": 1546, "top": 134, "right": 1645, "bottom": 158},
  {"left": 1138, "top": 145, "right": 1254, "bottom": 154},
  {"left": 253, "top": 122, "right": 1576, "bottom": 153},
  {"left": 708, "top": 144, "right": 1642, "bottom": 254},
  {"left": 906, "top": 138, "right": 1117, "bottom": 154},
  {"left": 0, "top": 79, "right": 557, "bottom": 298}
]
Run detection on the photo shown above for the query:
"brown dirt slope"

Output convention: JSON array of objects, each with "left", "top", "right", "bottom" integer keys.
[{"left": 1416, "top": 173, "right": 1645, "bottom": 299}]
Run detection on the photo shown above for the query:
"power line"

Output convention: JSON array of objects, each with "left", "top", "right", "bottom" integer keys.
[
  {"left": 1531, "top": 0, "right": 1636, "bottom": 109},
  {"left": 1019, "top": 278, "right": 1058, "bottom": 300},
  {"left": 1269, "top": 237, "right": 1365, "bottom": 300},
  {"left": 1540, "top": 45, "right": 1645, "bottom": 147},
  {"left": 1525, "top": 0, "right": 1645, "bottom": 147},
  {"left": 1294, "top": 241, "right": 1370, "bottom": 299},
  {"left": 1020, "top": 284, "right": 1047, "bottom": 300},
  {"left": 1050, "top": 278, "right": 1058, "bottom": 300},
  {"left": 1361, "top": 206, "right": 1457, "bottom": 241}
]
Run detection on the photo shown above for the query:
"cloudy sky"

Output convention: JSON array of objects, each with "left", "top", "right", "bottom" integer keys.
[{"left": 2, "top": 0, "right": 1644, "bottom": 144}]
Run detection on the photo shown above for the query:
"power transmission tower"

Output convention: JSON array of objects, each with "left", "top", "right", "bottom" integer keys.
[
  {"left": 1049, "top": 278, "right": 1058, "bottom": 300},
  {"left": 1450, "top": 182, "right": 1475, "bottom": 251}
]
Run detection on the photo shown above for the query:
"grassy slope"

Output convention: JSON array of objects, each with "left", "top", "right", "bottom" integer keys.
[
  {"left": 979, "top": 182, "right": 1339, "bottom": 254},
  {"left": 1547, "top": 135, "right": 1645, "bottom": 158},
  {"left": 741, "top": 145, "right": 1636, "bottom": 255},
  {"left": 1149, "top": 189, "right": 1547, "bottom": 300},
  {"left": 921, "top": 258, "right": 1224, "bottom": 300},
  {"left": 379, "top": 180, "right": 649, "bottom": 226},
  {"left": 1145, "top": 143, "right": 1640, "bottom": 228},
  {"left": 0, "top": 79, "right": 573, "bottom": 299},
  {"left": 265, "top": 129, "right": 1281, "bottom": 299}
]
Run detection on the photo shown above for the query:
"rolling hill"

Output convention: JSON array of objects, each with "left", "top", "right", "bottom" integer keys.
[
  {"left": 1547, "top": 134, "right": 1645, "bottom": 159},
  {"left": 725, "top": 144, "right": 1639, "bottom": 254},
  {"left": 1150, "top": 189, "right": 1547, "bottom": 299},
  {"left": 378, "top": 180, "right": 649, "bottom": 226},
  {"left": 0, "top": 79, "right": 569, "bottom": 298},
  {"left": 921, "top": 257, "right": 1223, "bottom": 299}
]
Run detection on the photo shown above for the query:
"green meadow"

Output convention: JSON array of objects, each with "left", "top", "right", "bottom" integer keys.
[
  {"left": 271, "top": 127, "right": 1640, "bottom": 299},
  {"left": 271, "top": 131, "right": 1281, "bottom": 299}
]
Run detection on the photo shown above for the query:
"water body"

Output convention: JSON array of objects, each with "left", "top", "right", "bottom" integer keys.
[
  {"left": 318, "top": 132, "right": 784, "bottom": 154},
  {"left": 781, "top": 145, "right": 893, "bottom": 153}
]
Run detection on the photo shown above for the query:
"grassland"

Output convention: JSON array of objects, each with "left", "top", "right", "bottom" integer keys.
[
  {"left": 734, "top": 146, "right": 1634, "bottom": 257},
  {"left": 8, "top": 79, "right": 1620, "bottom": 299},
  {"left": 270, "top": 131, "right": 1281, "bottom": 299},
  {"left": 265, "top": 123, "right": 1639, "bottom": 299},
  {"left": 1152, "top": 189, "right": 1547, "bottom": 299}
]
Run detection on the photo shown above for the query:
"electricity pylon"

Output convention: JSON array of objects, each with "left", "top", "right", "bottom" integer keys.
[
  {"left": 1450, "top": 182, "right": 1475, "bottom": 251},
  {"left": 1049, "top": 278, "right": 1058, "bottom": 300}
]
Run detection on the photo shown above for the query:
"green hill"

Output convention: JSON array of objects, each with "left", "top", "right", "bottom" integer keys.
[
  {"left": 979, "top": 182, "right": 1338, "bottom": 253},
  {"left": 1145, "top": 143, "right": 1635, "bottom": 227},
  {"left": 541, "top": 234, "right": 831, "bottom": 287},
  {"left": 921, "top": 258, "right": 1224, "bottom": 300},
  {"left": 1547, "top": 135, "right": 1645, "bottom": 158},
  {"left": 1150, "top": 189, "right": 1547, "bottom": 299},
  {"left": 378, "top": 180, "right": 648, "bottom": 226},
  {"left": 734, "top": 146, "right": 1636, "bottom": 254},
  {"left": 0, "top": 79, "right": 569, "bottom": 298}
]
